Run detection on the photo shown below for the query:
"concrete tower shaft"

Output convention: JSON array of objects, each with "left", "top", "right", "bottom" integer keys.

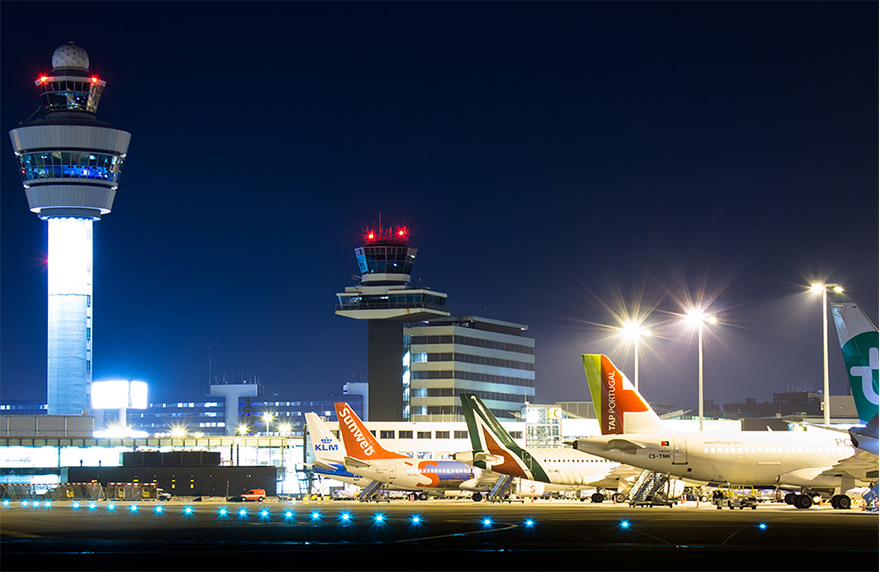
[{"left": 8, "top": 43, "right": 131, "bottom": 415}]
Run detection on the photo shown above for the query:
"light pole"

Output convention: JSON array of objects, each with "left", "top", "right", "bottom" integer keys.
[
  {"left": 686, "top": 309, "right": 717, "bottom": 431},
  {"left": 262, "top": 412, "right": 274, "bottom": 436},
  {"left": 621, "top": 320, "right": 651, "bottom": 391},
  {"left": 810, "top": 283, "right": 844, "bottom": 426}
]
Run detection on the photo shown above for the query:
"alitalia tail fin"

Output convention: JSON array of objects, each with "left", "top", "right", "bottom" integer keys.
[
  {"left": 333, "top": 402, "right": 408, "bottom": 461},
  {"left": 305, "top": 412, "right": 344, "bottom": 465},
  {"left": 830, "top": 304, "right": 879, "bottom": 425},
  {"left": 458, "top": 394, "right": 546, "bottom": 481},
  {"left": 582, "top": 354, "right": 666, "bottom": 434}
]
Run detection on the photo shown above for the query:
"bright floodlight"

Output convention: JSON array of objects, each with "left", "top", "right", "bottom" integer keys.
[
  {"left": 262, "top": 412, "right": 274, "bottom": 423},
  {"left": 278, "top": 422, "right": 292, "bottom": 434},
  {"left": 621, "top": 320, "right": 651, "bottom": 340},
  {"left": 170, "top": 425, "right": 187, "bottom": 438},
  {"left": 237, "top": 424, "right": 249, "bottom": 435},
  {"left": 810, "top": 283, "right": 825, "bottom": 294}
]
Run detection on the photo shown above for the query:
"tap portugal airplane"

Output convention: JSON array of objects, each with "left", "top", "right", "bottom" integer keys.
[
  {"left": 572, "top": 354, "right": 875, "bottom": 509},
  {"left": 456, "top": 394, "right": 640, "bottom": 502}
]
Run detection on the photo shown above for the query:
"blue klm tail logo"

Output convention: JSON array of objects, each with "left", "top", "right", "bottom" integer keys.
[{"left": 315, "top": 437, "right": 339, "bottom": 452}]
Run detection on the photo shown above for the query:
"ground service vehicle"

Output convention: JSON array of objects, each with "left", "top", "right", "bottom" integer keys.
[{"left": 239, "top": 488, "right": 266, "bottom": 502}]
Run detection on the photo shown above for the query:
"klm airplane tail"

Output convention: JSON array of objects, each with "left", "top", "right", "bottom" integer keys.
[
  {"left": 830, "top": 303, "right": 879, "bottom": 425},
  {"left": 305, "top": 412, "right": 345, "bottom": 466},
  {"left": 458, "top": 394, "right": 548, "bottom": 482},
  {"left": 582, "top": 354, "right": 666, "bottom": 435}
]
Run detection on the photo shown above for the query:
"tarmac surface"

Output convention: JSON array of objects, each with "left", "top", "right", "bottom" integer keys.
[{"left": 1, "top": 498, "right": 877, "bottom": 571}]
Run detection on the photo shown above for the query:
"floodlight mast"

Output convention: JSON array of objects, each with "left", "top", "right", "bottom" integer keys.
[{"left": 9, "top": 43, "right": 131, "bottom": 415}]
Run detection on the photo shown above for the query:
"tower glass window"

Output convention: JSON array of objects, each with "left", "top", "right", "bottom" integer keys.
[{"left": 19, "top": 152, "right": 123, "bottom": 183}]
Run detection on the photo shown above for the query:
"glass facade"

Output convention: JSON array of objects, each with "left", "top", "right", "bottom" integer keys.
[
  {"left": 39, "top": 79, "right": 104, "bottom": 113},
  {"left": 336, "top": 292, "right": 447, "bottom": 312},
  {"left": 355, "top": 245, "right": 416, "bottom": 275},
  {"left": 19, "top": 151, "right": 124, "bottom": 184}
]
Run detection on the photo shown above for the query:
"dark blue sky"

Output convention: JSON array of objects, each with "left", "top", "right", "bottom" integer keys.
[{"left": 2, "top": 2, "right": 877, "bottom": 409}]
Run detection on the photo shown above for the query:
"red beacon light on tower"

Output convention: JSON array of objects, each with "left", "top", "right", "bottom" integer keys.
[
  {"left": 362, "top": 224, "right": 410, "bottom": 244},
  {"left": 91, "top": 76, "right": 99, "bottom": 83}
]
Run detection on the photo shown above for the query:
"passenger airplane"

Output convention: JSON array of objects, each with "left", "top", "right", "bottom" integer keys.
[
  {"left": 456, "top": 394, "right": 639, "bottom": 502},
  {"left": 304, "top": 412, "right": 375, "bottom": 489},
  {"left": 831, "top": 303, "right": 879, "bottom": 456},
  {"left": 572, "top": 354, "right": 874, "bottom": 509},
  {"left": 333, "top": 402, "right": 497, "bottom": 500}
]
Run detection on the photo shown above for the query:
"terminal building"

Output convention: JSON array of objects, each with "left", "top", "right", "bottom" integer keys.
[{"left": 405, "top": 316, "right": 535, "bottom": 422}]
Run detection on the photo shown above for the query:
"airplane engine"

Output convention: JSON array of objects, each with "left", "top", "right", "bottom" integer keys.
[{"left": 515, "top": 480, "right": 545, "bottom": 497}]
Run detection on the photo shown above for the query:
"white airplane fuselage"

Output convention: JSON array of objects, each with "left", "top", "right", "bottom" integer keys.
[
  {"left": 343, "top": 458, "right": 485, "bottom": 492},
  {"left": 574, "top": 430, "right": 856, "bottom": 489}
]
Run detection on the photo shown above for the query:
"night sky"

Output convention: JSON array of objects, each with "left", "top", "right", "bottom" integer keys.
[{"left": 1, "top": 2, "right": 877, "bottom": 411}]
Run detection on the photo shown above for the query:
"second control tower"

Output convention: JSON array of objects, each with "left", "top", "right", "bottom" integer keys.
[{"left": 336, "top": 224, "right": 449, "bottom": 421}]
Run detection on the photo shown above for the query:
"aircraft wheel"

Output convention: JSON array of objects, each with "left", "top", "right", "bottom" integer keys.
[
  {"left": 418, "top": 492, "right": 429, "bottom": 501},
  {"left": 784, "top": 493, "right": 796, "bottom": 505},
  {"left": 613, "top": 493, "right": 626, "bottom": 503},
  {"left": 795, "top": 494, "right": 813, "bottom": 509},
  {"left": 838, "top": 495, "right": 851, "bottom": 510},
  {"left": 830, "top": 495, "right": 841, "bottom": 509},
  {"left": 591, "top": 492, "right": 605, "bottom": 503},
  {"left": 472, "top": 493, "right": 482, "bottom": 502}
]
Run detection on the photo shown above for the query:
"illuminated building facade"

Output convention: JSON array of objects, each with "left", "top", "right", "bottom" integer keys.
[
  {"left": 8, "top": 43, "right": 131, "bottom": 415},
  {"left": 405, "top": 316, "right": 536, "bottom": 422},
  {"left": 336, "top": 225, "right": 449, "bottom": 421}
]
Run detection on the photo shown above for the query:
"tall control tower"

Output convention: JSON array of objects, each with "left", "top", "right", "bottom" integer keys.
[
  {"left": 9, "top": 43, "right": 131, "bottom": 415},
  {"left": 336, "top": 224, "right": 449, "bottom": 421}
]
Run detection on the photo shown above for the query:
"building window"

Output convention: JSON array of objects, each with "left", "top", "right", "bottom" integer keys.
[
  {"left": 509, "top": 431, "right": 523, "bottom": 439},
  {"left": 435, "top": 431, "right": 450, "bottom": 439},
  {"left": 417, "top": 431, "right": 432, "bottom": 439},
  {"left": 398, "top": 430, "right": 413, "bottom": 439},
  {"left": 454, "top": 430, "right": 469, "bottom": 439},
  {"left": 380, "top": 430, "right": 395, "bottom": 439}
]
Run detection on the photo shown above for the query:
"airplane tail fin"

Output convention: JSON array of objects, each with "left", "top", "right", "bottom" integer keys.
[
  {"left": 333, "top": 402, "right": 407, "bottom": 461},
  {"left": 582, "top": 354, "right": 666, "bottom": 434},
  {"left": 830, "top": 304, "right": 879, "bottom": 425},
  {"left": 305, "top": 412, "right": 344, "bottom": 465},
  {"left": 458, "top": 394, "right": 544, "bottom": 480}
]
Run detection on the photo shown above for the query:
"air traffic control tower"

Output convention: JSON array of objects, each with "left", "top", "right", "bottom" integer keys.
[
  {"left": 336, "top": 225, "right": 449, "bottom": 421},
  {"left": 9, "top": 43, "right": 131, "bottom": 415}
]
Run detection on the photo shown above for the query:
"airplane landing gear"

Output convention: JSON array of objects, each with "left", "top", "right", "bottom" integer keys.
[
  {"left": 830, "top": 494, "right": 851, "bottom": 510},
  {"left": 591, "top": 492, "right": 605, "bottom": 503},
  {"left": 471, "top": 492, "right": 483, "bottom": 502},
  {"left": 794, "top": 494, "right": 813, "bottom": 509}
]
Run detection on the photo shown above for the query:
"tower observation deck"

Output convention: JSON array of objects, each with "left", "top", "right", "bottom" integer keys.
[
  {"left": 9, "top": 43, "right": 131, "bottom": 415},
  {"left": 336, "top": 225, "right": 449, "bottom": 421}
]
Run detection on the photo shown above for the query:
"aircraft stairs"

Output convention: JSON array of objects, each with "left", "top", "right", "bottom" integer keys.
[
  {"left": 628, "top": 470, "right": 675, "bottom": 507},
  {"left": 487, "top": 474, "right": 515, "bottom": 502},
  {"left": 357, "top": 480, "right": 384, "bottom": 502}
]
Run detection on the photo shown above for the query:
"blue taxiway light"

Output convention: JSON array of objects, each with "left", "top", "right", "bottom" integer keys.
[
  {"left": 88, "top": 503, "right": 97, "bottom": 510},
  {"left": 310, "top": 511, "right": 322, "bottom": 520},
  {"left": 758, "top": 523, "right": 767, "bottom": 530},
  {"left": 218, "top": 508, "right": 228, "bottom": 517},
  {"left": 524, "top": 519, "right": 535, "bottom": 527},
  {"left": 283, "top": 511, "right": 294, "bottom": 519},
  {"left": 482, "top": 517, "right": 493, "bottom": 526},
  {"left": 43, "top": 501, "right": 51, "bottom": 508},
  {"left": 259, "top": 509, "right": 270, "bottom": 518},
  {"left": 340, "top": 512, "right": 351, "bottom": 521},
  {"left": 72, "top": 502, "right": 80, "bottom": 510},
  {"left": 107, "top": 503, "right": 116, "bottom": 511},
  {"left": 620, "top": 520, "right": 631, "bottom": 529},
  {"left": 410, "top": 515, "right": 422, "bottom": 524},
  {"left": 2, "top": 499, "right": 10, "bottom": 507},
  {"left": 184, "top": 506, "right": 193, "bottom": 515},
  {"left": 130, "top": 505, "right": 139, "bottom": 512},
  {"left": 374, "top": 513, "right": 385, "bottom": 523},
  {"left": 21, "top": 500, "right": 29, "bottom": 507},
  {"left": 155, "top": 506, "right": 164, "bottom": 513},
  {"left": 238, "top": 508, "right": 248, "bottom": 517}
]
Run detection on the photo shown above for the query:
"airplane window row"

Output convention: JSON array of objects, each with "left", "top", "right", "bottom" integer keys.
[{"left": 702, "top": 446, "right": 850, "bottom": 454}]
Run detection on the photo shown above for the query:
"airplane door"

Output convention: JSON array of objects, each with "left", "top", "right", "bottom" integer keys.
[
  {"left": 521, "top": 451, "right": 534, "bottom": 471},
  {"left": 390, "top": 465, "right": 397, "bottom": 479},
  {"left": 672, "top": 437, "right": 687, "bottom": 465}
]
